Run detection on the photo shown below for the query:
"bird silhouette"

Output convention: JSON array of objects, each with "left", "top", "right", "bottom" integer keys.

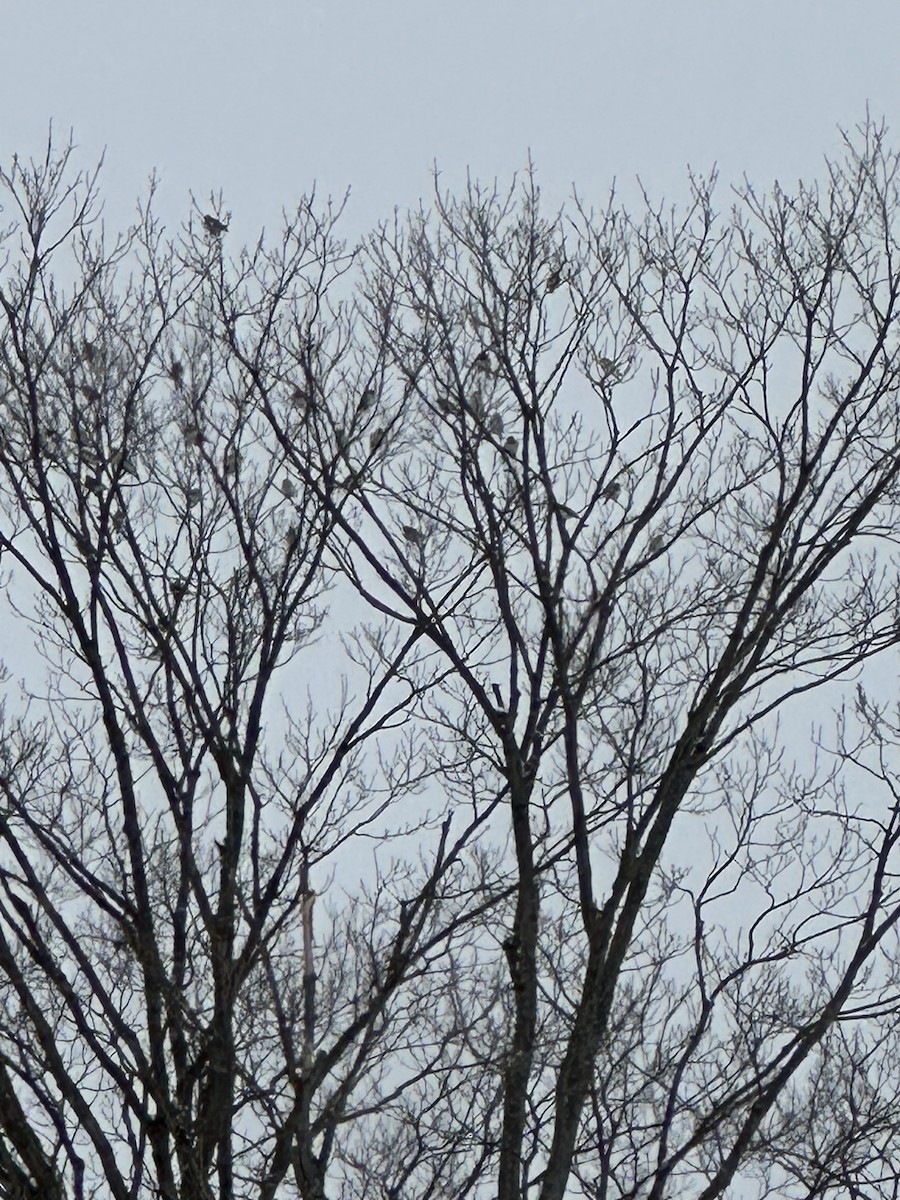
[
  {"left": 169, "top": 577, "right": 190, "bottom": 602},
  {"left": 203, "top": 214, "right": 228, "bottom": 237}
]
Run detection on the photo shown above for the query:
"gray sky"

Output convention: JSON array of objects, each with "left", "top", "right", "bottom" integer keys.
[{"left": 7, "top": 0, "right": 900, "bottom": 238}]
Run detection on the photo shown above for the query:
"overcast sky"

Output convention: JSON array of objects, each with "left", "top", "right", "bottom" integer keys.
[{"left": 6, "top": 0, "right": 900, "bottom": 241}]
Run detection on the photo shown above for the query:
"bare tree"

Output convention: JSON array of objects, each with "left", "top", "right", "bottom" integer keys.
[{"left": 2, "top": 122, "right": 900, "bottom": 1199}]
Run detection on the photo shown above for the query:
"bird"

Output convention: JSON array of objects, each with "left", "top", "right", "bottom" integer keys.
[
  {"left": 359, "top": 386, "right": 377, "bottom": 410},
  {"left": 503, "top": 435, "right": 519, "bottom": 455},
  {"left": 601, "top": 481, "right": 621, "bottom": 501},
  {"left": 168, "top": 359, "right": 184, "bottom": 387},
  {"left": 472, "top": 349, "right": 492, "bottom": 374},
  {"left": 82, "top": 340, "right": 96, "bottom": 364},
  {"left": 185, "top": 486, "right": 202, "bottom": 506},
  {"left": 401, "top": 524, "right": 424, "bottom": 547},
  {"left": 369, "top": 427, "right": 386, "bottom": 453},
  {"left": 647, "top": 533, "right": 666, "bottom": 553},
  {"left": 169, "top": 576, "right": 190, "bottom": 602},
  {"left": 546, "top": 265, "right": 564, "bottom": 293},
  {"left": 486, "top": 413, "right": 504, "bottom": 438},
  {"left": 223, "top": 448, "right": 240, "bottom": 475},
  {"left": 291, "top": 384, "right": 311, "bottom": 411},
  {"left": 183, "top": 424, "right": 204, "bottom": 448},
  {"left": 279, "top": 478, "right": 297, "bottom": 499},
  {"left": 109, "top": 449, "right": 137, "bottom": 476},
  {"left": 203, "top": 214, "right": 228, "bottom": 237},
  {"left": 84, "top": 475, "right": 103, "bottom": 496}
]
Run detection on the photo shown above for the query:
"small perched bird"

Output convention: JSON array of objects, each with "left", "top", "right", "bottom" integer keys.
[
  {"left": 109, "top": 449, "right": 137, "bottom": 476},
  {"left": 82, "top": 340, "right": 96, "bottom": 364},
  {"left": 183, "top": 424, "right": 204, "bottom": 448},
  {"left": 203, "top": 214, "right": 228, "bottom": 236},
  {"left": 185, "top": 486, "right": 202, "bottom": 506},
  {"left": 291, "top": 384, "right": 311, "bottom": 410},
  {"left": 359, "top": 386, "right": 377, "bottom": 410},
  {"left": 472, "top": 349, "right": 492, "bottom": 373},
  {"left": 546, "top": 265, "right": 564, "bottom": 293},
  {"left": 401, "top": 524, "right": 424, "bottom": 547},
  {"left": 223, "top": 447, "right": 240, "bottom": 475},
  {"left": 168, "top": 358, "right": 184, "bottom": 387},
  {"left": 503, "top": 434, "right": 519, "bottom": 455},
  {"left": 647, "top": 533, "right": 666, "bottom": 553},
  {"left": 279, "top": 478, "right": 297, "bottom": 499},
  {"left": 486, "top": 413, "right": 504, "bottom": 438},
  {"left": 601, "top": 481, "right": 621, "bottom": 501},
  {"left": 84, "top": 475, "right": 103, "bottom": 496},
  {"left": 369, "top": 427, "right": 386, "bottom": 452},
  {"left": 169, "top": 576, "right": 190, "bottom": 602}
]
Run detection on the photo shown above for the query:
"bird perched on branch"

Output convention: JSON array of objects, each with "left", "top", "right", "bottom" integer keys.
[
  {"left": 203, "top": 214, "right": 229, "bottom": 237},
  {"left": 109, "top": 449, "right": 137, "bottom": 477},
  {"left": 555, "top": 502, "right": 579, "bottom": 521},
  {"left": 359, "top": 386, "right": 377, "bottom": 410},
  {"left": 402, "top": 524, "right": 424, "bottom": 547},
  {"left": 169, "top": 576, "right": 190, "bottom": 602}
]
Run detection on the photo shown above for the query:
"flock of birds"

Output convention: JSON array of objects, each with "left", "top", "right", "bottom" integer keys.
[{"left": 68, "top": 216, "right": 641, "bottom": 557}]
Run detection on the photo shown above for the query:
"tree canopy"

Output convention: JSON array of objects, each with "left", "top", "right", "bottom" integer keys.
[{"left": 2, "top": 123, "right": 900, "bottom": 1199}]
